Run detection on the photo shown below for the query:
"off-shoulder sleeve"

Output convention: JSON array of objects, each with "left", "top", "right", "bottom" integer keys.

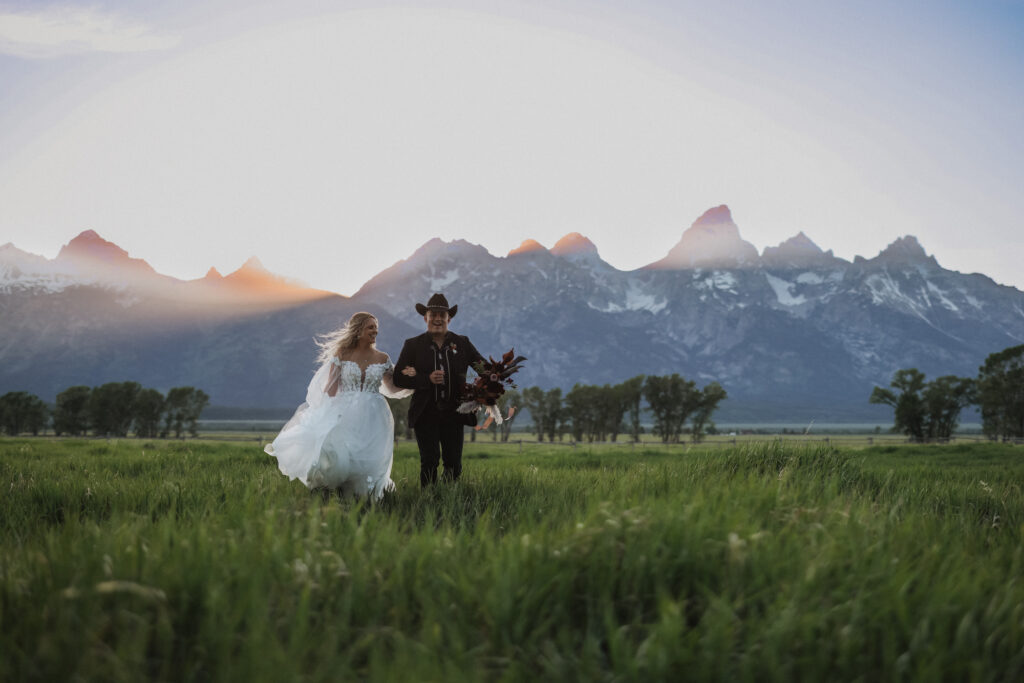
[
  {"left": 379, "top": 359, "right": 413, "bottom": 399},
  {"left": 306, "top": 360, "right": 341, "bottom": 407}
]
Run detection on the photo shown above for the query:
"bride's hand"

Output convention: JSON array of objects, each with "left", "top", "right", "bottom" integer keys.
[{"left": 401, "top": 366, "right": 417, "bottom": 377}]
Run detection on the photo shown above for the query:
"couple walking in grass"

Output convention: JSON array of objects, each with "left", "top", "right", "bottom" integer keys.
[{"left": 265, "top": 293, "right": 486, "bottom": 498}]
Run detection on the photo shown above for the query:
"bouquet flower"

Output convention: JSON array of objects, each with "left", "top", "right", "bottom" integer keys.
[{"left": 457, "top": 348, "right": 527, "bottom": 425}]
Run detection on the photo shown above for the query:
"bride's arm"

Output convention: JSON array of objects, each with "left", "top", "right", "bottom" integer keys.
[
  {"left": 325, "top": 363, "right": 340, "bottom": 396},
  {"left": 304, "top": 360, "right": 341, "bottom": 407}
]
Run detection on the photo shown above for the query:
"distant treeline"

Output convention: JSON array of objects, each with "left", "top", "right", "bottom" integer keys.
[
  {"left": 0, "top": 383, "right": 210, "bottom": 438},
  {"left": 871, "top": 343, "right": 1024, "bottom": 441},
  {"left": 387, "top": 374, "right": 727, "bottom": 444},
  {"left": 3, "top": 373, "right": 728, "bottom": 443},
  {"left": 460, "top": 374, "right": 727, "bottom": 444}
]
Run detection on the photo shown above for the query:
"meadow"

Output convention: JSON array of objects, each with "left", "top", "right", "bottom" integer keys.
[{"left": 1, "top": 438, "right": 1022, "bottom": 681}]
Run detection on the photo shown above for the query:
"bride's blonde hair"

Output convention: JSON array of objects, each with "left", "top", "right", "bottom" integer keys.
[{"left": 316, "top": 312, "right": 377, "bottom": 364}]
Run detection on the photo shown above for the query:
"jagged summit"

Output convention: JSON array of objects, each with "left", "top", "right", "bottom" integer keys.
[
  {"left": 226, "top": 257, "right": 292, "bottom": 284},
  {"left": 56, "top": 229, "right": 157, "bottom": 273},
  {"left": 646, "top": 204, "right": 759, "bottom": 270},
  {"left": 408, "top": 237, "right": 491, "bottom": 262},
  {"left": 0, "top": 242, "right": 45, "bottom": 261},
  {"left": 871, "top": 236, "right": 939, "bottom": 268},
  {"left": 761, "top": 232, "right": 841, "bottom": 268},
  {"left": 355, "top": 237, "right": 494, "bottom": 299},
  {"left": 551, "top": 232, "right": 598, "bottom": 256},
  {"left": 237, "top": 256, "right": 268, "bottom": 272},
  {"left": 0, "top": 242, "right": 49, "bottom": 276},
  {"left": 695, "top": 205, "right": 735, "bottom": 226},
  {"left": 508, "top": 239, "right": 548, "bottom": 256},
  {"left": 211, "top": 257, "right": 331, "bottom": 304},
  {"left": 49, "top": 229, "right": 161, "bottom": 286},
  {"left": 6, "top": 222, "right": 1024, "bottom": 421},
  {"left": 781, "top": 231, "right": 817, "bottom": 249},
  {"left": 413, "top": 237, "right": 445, "bottom": 255},
  {"left": 58, "top": 230, "right": 122, "bottom": 259}
]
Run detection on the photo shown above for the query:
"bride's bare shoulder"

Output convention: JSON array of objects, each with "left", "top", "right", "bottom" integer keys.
[{"left": 374, "top": 350, "right": 390, "bottom": 364}]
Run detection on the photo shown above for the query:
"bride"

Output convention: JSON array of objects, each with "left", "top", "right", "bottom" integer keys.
[{"left": 265, "top": 312, "right": 411, "bottom": 499}]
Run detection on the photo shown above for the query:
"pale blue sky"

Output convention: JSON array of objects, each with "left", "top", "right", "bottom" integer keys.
[{"left": 1, "top": 0, "right": 1022, "bottom": 294}]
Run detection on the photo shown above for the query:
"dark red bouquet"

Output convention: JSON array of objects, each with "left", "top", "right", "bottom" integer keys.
[{"left": 457, "top": 348, "right": 527, "bottom": 424}]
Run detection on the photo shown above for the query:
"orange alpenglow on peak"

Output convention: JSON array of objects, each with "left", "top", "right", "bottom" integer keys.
[
  {"left": 202, "top": 256, "right": 331, "bottom": 304},
  {"left": 550, "top": 232, "right": 598, "bottom": 256},
  {"left": 55, "top": 229, "right": 159, "bottom": 280},
  {"left": 507, "top": 239, "right": 548, "bottom": 256},
  {"left": 645, "top": 204, "right": 759, "bottom": 269},
  {"left": 238, "top": 256, "right": 269, "bottom": 272}
]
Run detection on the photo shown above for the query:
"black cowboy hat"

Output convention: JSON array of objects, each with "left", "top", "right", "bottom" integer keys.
[{"left": 415, "top": 292, "right": 457, "bottom": 318}]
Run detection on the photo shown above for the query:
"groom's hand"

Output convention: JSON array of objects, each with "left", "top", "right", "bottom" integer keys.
[{"left": 429, "top": 370, "right": 445, "bottom": 384}]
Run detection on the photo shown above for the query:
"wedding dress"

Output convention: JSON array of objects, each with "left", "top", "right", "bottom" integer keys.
[{"left": 265, "top": 358, "right": 412, "bottom": 499}]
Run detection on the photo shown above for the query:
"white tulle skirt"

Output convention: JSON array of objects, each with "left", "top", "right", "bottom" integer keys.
[{"left": 265, "top": 391, "right": 396, "bottom": 499}]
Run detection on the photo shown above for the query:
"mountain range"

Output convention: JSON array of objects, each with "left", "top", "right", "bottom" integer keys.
[{"left": 3, "top": 206, "right": 1023, "bottom": 421}]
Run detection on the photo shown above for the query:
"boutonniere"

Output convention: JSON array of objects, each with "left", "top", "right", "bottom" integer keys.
[{"left": 449, "top": 342, "right": 458, "bottom": 355}]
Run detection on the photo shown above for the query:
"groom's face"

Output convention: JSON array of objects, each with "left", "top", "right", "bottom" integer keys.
[{"left": 425, "top": 310, "right": 450, "bottom": 335}]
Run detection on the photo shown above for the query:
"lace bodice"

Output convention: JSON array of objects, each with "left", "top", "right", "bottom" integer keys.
[
  {"left": 302, "top": 357, "right": 411, "bottom": 406},
  {"left": 329, "top": 359, "right": 393, "bottom": 393}
]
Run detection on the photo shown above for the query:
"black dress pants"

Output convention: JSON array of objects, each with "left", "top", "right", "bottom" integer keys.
[{"left": 414, "top": 408, "right": 465, "bottom": 487}]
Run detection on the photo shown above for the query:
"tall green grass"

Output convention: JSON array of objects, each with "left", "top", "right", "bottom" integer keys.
[{"left": 1, "top": 439, "right": 1022, "bottom": 681}]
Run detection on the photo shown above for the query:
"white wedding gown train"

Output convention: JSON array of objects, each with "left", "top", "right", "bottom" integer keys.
[{"left": 265, "top": 359, "right": 411, "bottom": 499}]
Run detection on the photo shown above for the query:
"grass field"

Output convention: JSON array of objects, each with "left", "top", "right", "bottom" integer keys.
[{"left": 1, "top": 438, "right": 1022, "bottom": 681}]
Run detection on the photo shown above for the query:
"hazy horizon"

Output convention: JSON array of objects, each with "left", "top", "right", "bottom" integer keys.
[{"left": 8, "top": 217, "right": 1018, "bottom": 296}]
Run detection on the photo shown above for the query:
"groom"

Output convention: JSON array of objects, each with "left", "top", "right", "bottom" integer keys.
[{"left": 393, "top": 293, "right": 485, "bottom": 487}]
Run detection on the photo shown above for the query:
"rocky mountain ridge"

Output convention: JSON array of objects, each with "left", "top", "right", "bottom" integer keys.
[
  {"left": 1, "top": 231, "right": 331, "bottom": 305},
  {"left": 3, "top": 207, "right": 1023, "bottom": 420}
]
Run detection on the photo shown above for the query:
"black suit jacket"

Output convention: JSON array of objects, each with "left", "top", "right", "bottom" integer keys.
[{"left": 393, "top": 331, "right": 485, "bottom": 428}]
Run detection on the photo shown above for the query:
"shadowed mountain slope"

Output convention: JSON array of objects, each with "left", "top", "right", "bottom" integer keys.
[{"left": 3, "top": 214, "right": 1023, "bottom": 421}]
